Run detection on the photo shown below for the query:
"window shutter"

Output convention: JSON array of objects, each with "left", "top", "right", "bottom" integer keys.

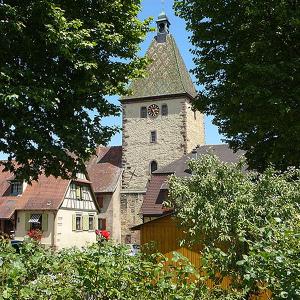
[
  {"left": 72, "top": 214, "right": 76, "bottom": 231},
  {"left": 83, "top": 215, "right": 89, "bottom": 231},
  {"left": 25, "top": 213, "right": 30, "bottom": 231},
  {"left": 93, "top": 215, "right": 97, "bottom": 230},
  {"left": 42, "top": 213, "right": 48, "bottom": 231}
]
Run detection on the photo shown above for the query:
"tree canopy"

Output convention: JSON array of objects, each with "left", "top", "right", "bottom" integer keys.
[
  {"left": 174, "top": 0, "right": 300, "bottom": 171},
  {"left": 167, "top": 155, "right": 300, "bottom": 299},
  {"left": 0, "top": 0, "right": 150, "bottom": 180}
]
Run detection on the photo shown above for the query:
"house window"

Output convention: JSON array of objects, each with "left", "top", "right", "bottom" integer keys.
[
  {"left": 150, "top": 161, "right": 158, "bottom": 174},
  {"left": 76, "top": 173, "right": 86, "bottom": 180},
  {"left": 69, "top": 183, "right": 76, "bottom": 199},
  {"left": 89, "top": 215, "right": 95, "bottom": 231},
  {"left": 10, "top": 181, "right": 23, "bottom": 196},
  {"left": 162, "top": 104, "right": 168, "bottom": 116},
  {"left": 98, "top": 218, "right": 106, "bottom": 230},
  {"left": 29, "top": 214, "right": 42, "bottom": 231},
  {"left": 150, "top": 130, "right": 157, "bottom": 143},
  {"left": 140, "top": 106, "right": 147, "bottom": 118},
  {"left": 76, "top": 214, "right": 82, "bottom": 231},
  {"left": 76, "top": 185, "right": 81, "bottom": 199},
  {"left": 81, "top": 186, "right": 90, "bottom": 200}
]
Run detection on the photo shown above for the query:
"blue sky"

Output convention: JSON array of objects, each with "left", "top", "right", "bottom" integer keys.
[
  {"left": 104, "top": 0, "right": 224, "bottom": 146},
  {"left": 0, "top": 0, "right": 223, "bottom": 160}
]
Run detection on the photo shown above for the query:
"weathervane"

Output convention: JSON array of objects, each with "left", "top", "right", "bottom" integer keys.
[{"left": 161, "top": 0, "right": 165, "bottom": 11}]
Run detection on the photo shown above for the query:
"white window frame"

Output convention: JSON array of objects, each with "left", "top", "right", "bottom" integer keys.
[
  {"left": 88, "top": 214, "right": 95, "bottom": 231},
  {"left": 75, "top": 214, "right": 83, "bottom": 231}
]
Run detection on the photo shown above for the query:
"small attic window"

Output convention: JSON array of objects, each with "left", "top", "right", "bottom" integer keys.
[
  {"left": 76, "top": 173, "right": 86, "bottom": 180},
  {"left": 10, "top": 181, "right": 23, "bottom": 196}
]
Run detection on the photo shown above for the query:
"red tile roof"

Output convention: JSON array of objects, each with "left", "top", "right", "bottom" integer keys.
[
  {"left": 141, "top": 174, "right": 169, "bottom": 216},
  {"left": 0, "top": 198, "right": 17, "bottom": 219},
  {"left": 86, "top": 146, "right": 122, "bottom": 193},
  {"left": 0, "top": 164, "right": 72, "bottom": 218}
]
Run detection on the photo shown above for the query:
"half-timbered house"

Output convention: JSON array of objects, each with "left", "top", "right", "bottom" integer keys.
[{"left": 0, "top": 165, "right": 100, "bottom": 249}]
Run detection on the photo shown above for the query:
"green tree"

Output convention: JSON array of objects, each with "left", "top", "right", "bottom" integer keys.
[
  {"left": 174, "top": 0, "right": 300, "bottom": 171},
  {"left": 0, "top": 0, "right": 150, "bottom": 180},
  {"left": 167, "top": 155, "right": 300, "bottom": 299}
]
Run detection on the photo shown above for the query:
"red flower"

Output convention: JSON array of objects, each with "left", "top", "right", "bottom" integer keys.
[
  {"left": 95, "top": 229, "right": 110, "bottom": 240},
  {"left": 27, "top": 229, "right": 42, "bottom": 241}
]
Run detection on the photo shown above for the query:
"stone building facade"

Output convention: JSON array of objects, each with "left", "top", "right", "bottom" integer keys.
[{"left": 120, "top": 12, "right": 205, "bottom": 243}]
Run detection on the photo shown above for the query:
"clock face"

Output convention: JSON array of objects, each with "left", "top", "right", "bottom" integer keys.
[{"left": 148, "top": 104, "right": 160, "bottom": 117}]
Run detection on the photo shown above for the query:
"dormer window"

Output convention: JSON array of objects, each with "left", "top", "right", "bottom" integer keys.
[
  {"left": 76, "top": 173, "right": 86, "bottom": 180},
  {"left": 10, "top": 181, "right": 23, "bottom": 196}
]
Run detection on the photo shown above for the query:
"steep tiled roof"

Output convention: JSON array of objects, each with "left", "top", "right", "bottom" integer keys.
[
  {"left": 0, "top": 164, "right": 78, "bottom": 218},
  {"left": 86, "top": 146, "right": 122, "bottom": 193},
  {"left": 20, "top": 176, "right": 70, "bottom": 211},
  {"left": 0, "top": 198, "right": 17, "bottom": 219},
  {"left": 122, "top": 34, "right": 196, "bottom": 100},
  {"left": 142, "top": 145, "right": 245, "bottom": 216}
]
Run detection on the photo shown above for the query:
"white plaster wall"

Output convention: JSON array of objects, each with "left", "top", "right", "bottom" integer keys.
[
  {"left": 97, "top": 176, "right": 121, "bottom": 243},
  {"left": 55, "top": 209, "right": 98, "bottom": 250},
  {"left": 122, "top": 97, "right": 186, "bottom": 190},
  {"left": 15, "top": 211, "right": 55, "bottom": 247}
]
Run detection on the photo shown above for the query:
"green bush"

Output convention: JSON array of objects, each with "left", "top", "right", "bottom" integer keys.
[
  {"left": 0, "top": 238, "right": 207, "bottom": 300},
  {"left": 167, "top": 155, "right": 300, "bottom": 299}
]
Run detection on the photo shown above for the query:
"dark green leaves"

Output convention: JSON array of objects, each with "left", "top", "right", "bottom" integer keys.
[
  {"left": 0, "top": 0, "right": 150, "bottom": 180},
  {"left": 174, "top": 0, "right": 300, "bottom": 171}
]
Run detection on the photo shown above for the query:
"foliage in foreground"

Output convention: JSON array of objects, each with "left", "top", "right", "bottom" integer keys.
[
  {"left": 174, "top": 0, "right": 300, "bottom": 172},
  {"left": 0, "top": 0, "right": 150, "bottom": 180},
  {"left": 167, "top": 155, "right": 300, "bottom": 299},
  {"left": 0, "top": 238, "right": 244, "bottom": 300}
]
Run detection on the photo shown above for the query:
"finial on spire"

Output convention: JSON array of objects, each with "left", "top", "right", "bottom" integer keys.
[
  {"left": 161, "top": 0, "right": 165, "bottom": 12},
  {"left": 156, "top": 7, "right": 170, "bottom": 43}
]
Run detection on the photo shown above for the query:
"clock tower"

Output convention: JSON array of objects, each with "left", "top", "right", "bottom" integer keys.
[{"left": 120, "top": 12, "right": 205, "bottom": 243}]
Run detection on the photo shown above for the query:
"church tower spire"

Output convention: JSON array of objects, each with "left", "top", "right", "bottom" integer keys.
[
  {"left": 156, "top": 11, "right": 170, "bottom": 43},
  {"left": 120, "top": 11, "right": 205, "bottom": 244}
]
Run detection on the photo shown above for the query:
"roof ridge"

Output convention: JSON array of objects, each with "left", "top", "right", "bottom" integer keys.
[{"left": 170, "top": 35, "right": 186, "bottom": 94}]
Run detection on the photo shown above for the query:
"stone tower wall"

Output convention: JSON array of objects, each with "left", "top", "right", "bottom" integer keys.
[
  {"left": 185, "top": 101, "right": 205, "bottom": 153},
  {"left": 120, "top": 192, "right": 143, "bottom": 244},
  {"left": 122, "top": 96, "right": 188, "bottom": 191}
]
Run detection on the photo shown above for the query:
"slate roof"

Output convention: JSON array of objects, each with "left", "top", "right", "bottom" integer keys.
[
  {"left": 86, "top": 146, "right": 122, "bottom": 193},
  {"left": 122, "top": 34, "right": 196, "bottom": 100},
  {"left": 141, "top": 144, "right": 245, "bottom": 216}
]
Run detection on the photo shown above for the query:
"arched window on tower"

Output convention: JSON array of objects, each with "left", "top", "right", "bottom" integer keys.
[
  {"left": 150, "top": 161, "right": 158, "bottom": 174},
  {"left": 162, "top": 104, "right": 168, "bottom": 116}
]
